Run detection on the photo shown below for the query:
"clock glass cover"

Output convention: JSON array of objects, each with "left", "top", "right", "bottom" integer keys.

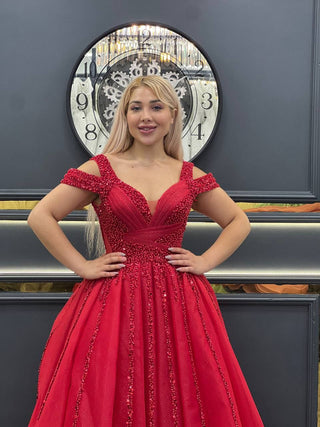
[{"left": 68, "top": 23, "right": 221, "bottom": 160}]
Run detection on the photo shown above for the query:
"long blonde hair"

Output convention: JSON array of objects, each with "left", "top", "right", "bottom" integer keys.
[
  {"left": 103, "top": 75, "right": 184, "bottom": 160},
  {"left": 86, "top": 75, "right": 184, "bottom": 256}
]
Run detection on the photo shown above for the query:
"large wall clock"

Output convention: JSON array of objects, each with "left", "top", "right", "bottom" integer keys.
[{"left": 67, "top": 22, "right": 222, "bottom": 161}]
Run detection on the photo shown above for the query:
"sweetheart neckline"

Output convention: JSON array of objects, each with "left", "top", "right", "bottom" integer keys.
[{"left": 101, "top": 155, "right": 187, "bottom": 218}]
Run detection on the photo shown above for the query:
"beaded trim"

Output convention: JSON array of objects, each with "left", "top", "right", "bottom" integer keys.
[
  {"left": 146, "top": 267, "right": 156, "bottom": 425},
  {"left": 177, "top": 277, "right": 206, "bottom": 426},
  {"left": 158, "top": 280, "right": 180, "bottom": 425},
  {"left": 188, "top": 277, "right": 239, "bottom": 426},
  {"left": 72, "top": 279, "right": 113, "bottom": 426},
  {"left": 200, "top": 277, "right": 225, "bottom": 322},
  {"left": 37, "top": 281, "right": 94, "bottom": 420},
  {"left": 125, "top": 278, "right": 136, "bottom": 425}
]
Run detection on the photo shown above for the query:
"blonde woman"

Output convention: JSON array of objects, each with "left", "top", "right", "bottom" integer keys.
[{"left": 28, "top": 75, "right": 263, "bottom": 426}]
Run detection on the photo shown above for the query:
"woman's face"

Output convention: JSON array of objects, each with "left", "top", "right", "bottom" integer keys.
[{"left": 126, "top": 86, "right": 175, "bottom": 148}]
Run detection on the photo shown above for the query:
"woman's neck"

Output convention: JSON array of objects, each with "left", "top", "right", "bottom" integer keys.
[{"left": 123, "top": 141, "right": 169, "bottom": 164}]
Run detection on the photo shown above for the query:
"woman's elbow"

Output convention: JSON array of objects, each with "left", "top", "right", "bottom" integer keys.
[
  {"left": 27, "top": 204, "right": 50, "bottom": 230},
  {"left": 27, "top": 206, "right": 40, "bottom": 230},
  {"left": 241, "top": 212, "right": 251, "bottom": 237}
]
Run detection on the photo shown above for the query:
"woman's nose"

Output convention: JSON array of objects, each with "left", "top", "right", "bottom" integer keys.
[{"left": 141, "top": 108, "right": 152, "bottom": 121}]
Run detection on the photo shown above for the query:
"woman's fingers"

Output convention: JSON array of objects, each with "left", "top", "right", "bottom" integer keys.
[
  {"left": 168, "top": 247, "right": 188, "bottom": 254},
  {"left": 103, "top": 271, "right": 119, "bottom": 277},
  {"left": 81, "top": 252, "right": 127, "bottom": 279},
  {"left": 103, "top": 263, "right": 126, "bottom": 271},
  {"left": 102, "top": 252, "right": 126, "bottom": 263},
  {"left": 167, "top": 258, "right": 190, "bottom": 266},
  {"left": 166, "top": 248, "right": 192, "bottom": 265},
  {"left": 176, "top": 266, "right": 193, "bottom": 272},
  {"left": 100, "top": 253, "right": 126, "bottom": 267},
  {"left": 166, "top": 248, "right": 208, "bottom": 275}
]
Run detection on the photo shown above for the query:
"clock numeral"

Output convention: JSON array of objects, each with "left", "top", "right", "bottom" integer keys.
[
  {"left": 139, "top": 29, "right": 152, "bottom": 49},
  {"left": 142, "top": 29, "right": 151, "bottom": 45},
  {"left": 78, "top": 62, "right": 88, "bottom": 81},
  {"left": 191, "top": 123, "right": 204, "bottom": 140},
  {"left": 195, "top": 59, "right": 204, "bottom": 77},
  {"left": 89, "top": 48, "right": 97, "bottom": 79},
  {"left": 201, "top": 92, "right": 213, "bottom": 110},
  {"left": 85, "top": 124, "right": 97, "bottom": 140},
  {"left": 89, "top": 61, "right": 97, "bottom": 79},
  {"left": 76, "top": 93, "right": 88, "bottom": 111},
  {"left": 79, "top": 60, "right": 97, "bottom": 80}
]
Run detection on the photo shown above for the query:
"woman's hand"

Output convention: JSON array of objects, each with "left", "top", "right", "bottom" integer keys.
[
  {"left": 77, "top": 252, "right": 126, "bottom": 279},
  {"left": 165, "top": 247, "right": 210, "bottom": 275}
]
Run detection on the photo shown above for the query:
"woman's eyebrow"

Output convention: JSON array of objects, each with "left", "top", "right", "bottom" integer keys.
[{"left": 129, "top": 99, "right": 161, "bottom": 104}]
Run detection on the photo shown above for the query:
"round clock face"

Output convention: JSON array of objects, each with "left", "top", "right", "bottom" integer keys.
[{"left": 68, "top": 23, "right": 221, "bottom": 161}]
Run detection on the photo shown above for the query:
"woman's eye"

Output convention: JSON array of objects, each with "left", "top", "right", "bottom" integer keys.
[
  {"left": 153, "top": 105, "right": 163, "bottom": 111},
  {"left": 130, "top": 106, "right": 140, "bottom": 111}
]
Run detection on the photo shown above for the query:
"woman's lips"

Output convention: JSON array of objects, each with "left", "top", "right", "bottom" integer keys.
[{"left": 138, "top": 126, "right": 156, "bottom": 134}]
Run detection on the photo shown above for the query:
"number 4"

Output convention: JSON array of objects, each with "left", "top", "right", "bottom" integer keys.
[{"left": 191, "top": 123, "right": 204, "bottom": 140}]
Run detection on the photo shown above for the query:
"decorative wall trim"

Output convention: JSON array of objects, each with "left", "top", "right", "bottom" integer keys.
[
  {"left": 188, "top": 211, "right": 320, "bottom": 223},
  {"left": 229, "top": 0, "right": 320, "bottom": 202},
  {"left": 228, "top": 190, "right": 319, "bottom": 203},
  {"left": 0, "top": 190, "right": 50, "bottom": 201},
  {"left": 218, "top": 294, "right": 319, "bottom": 427},
  {"left": 311, "top": 0, "right": 320, "bottom": 201},
  {"left": 0, "top": 210, "right": 86, "bottom": 221},
  {"left": 3, "top": 209, "right": 320, "bottom": 223}
]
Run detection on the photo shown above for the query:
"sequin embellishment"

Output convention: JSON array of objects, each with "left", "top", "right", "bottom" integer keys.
[{"left": 30, "top": 156, "right": 263, "bottom": 427}]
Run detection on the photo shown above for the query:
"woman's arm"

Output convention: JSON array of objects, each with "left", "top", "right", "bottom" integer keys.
[
  {"left": 166, "top": 169, "right": 250, "bottom": 275},
  {"left": 28, "top": 161, "right": 126, "bottom": 279}
]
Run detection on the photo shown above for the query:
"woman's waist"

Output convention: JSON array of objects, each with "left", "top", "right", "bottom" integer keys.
[{"left": 108, "top": 241, "right": 179, "bottom": 264}]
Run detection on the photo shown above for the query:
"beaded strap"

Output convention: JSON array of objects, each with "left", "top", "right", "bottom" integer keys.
[
  {"left": 192, "top": 173, "right": 219, "bottom": 197},
  {"left": 61, "top": 169, "right": 103, "bottom": 194},
  {"left": 180, "top": 161, "right": 194, "bottom": 183},
  {"left": 91, "top": 154, "right": 117, "bottom": 183},
  {"left": 181, "top": 161, "right": 219, "bottom": 196}
]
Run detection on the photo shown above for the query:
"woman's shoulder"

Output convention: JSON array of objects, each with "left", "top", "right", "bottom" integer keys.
[
  {"left": 193, "top": 166, "right": 207, "bottom": 179},
  {"left": 77, "top": 159, "right": 101, "bottom": 176},
  {"left": 168, "top": 157, "right": 184, "bottom": 169},
  {"left": 186, "top": 163, "right": 208, "bottom": 180}
]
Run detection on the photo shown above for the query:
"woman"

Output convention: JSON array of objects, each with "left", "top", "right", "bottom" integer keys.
[{"left": 28, "top": 75, "right": 263, "bottom": 426}]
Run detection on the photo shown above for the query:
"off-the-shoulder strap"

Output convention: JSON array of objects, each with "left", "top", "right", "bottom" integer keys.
[
  {"left": 181, "top": 161, "right": 219, "bottom": 195},
  {"left": 60, "top": 168, "right": 103, "bottom": 194},
  {"left": 192, "top": 173, "right": 220, "bottom": 198},
  {"left": 180, "top": 161, "right": 194, "bottom": 183},
  {"left": 91, "top": 154, "right": 117, "bottom": 182}
]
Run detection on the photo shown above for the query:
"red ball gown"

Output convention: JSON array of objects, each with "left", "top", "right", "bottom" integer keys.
[{"left": 29, "top": 154, "right": 263, "bottom": 426}]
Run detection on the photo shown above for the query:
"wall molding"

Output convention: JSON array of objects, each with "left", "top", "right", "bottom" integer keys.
[{"left": 2, "top": 209, "right": 320, "bottom": 223}]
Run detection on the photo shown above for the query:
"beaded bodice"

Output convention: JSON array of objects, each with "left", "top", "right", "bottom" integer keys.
[{"left": 61, "top": 154, "right": 219, "bottom": 264}]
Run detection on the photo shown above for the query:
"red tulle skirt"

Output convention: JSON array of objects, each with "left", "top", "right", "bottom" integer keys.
[{"left": 29, "top": 265, "right": 263, "bottom": 426}]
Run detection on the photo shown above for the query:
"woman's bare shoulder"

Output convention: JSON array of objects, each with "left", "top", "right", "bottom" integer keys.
[
  {"left": 191, "top": 165, "right": 207, "bottom": 180},
  {"left": 76, "top": 159, "right": 101, "bottom": 177}
]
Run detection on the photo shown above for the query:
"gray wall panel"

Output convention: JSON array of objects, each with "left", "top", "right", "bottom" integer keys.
[{"left": 0, "top": 0, "right": 319, "bottom": 200}]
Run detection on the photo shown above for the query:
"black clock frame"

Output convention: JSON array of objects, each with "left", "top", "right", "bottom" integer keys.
[{"left": 66, "top": 21, "right": 223, "bottom": 161}]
